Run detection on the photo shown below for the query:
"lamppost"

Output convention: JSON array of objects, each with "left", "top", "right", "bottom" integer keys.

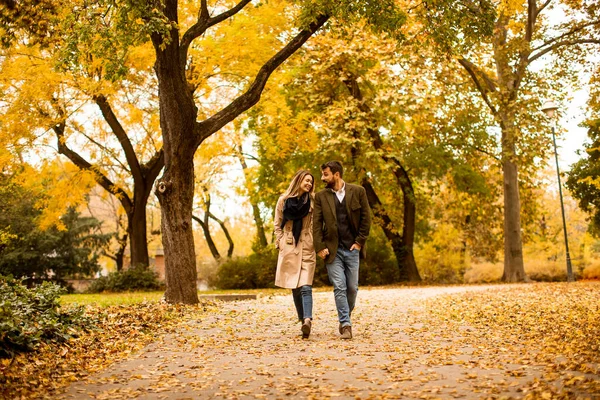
[{"left": 541, "top": 100, "right": 575, "bottom": 282}]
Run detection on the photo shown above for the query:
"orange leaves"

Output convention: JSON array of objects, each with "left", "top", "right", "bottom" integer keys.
[{"left": 0, "top": 300, "right": 217, "bottom": 399}]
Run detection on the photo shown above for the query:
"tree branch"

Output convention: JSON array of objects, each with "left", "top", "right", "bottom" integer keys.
[
  {"left": 526, "top": 0, "right": 536, "bottom": 42},
  {"left": 53, "top": 122, "right": 133, "bottom": 214},
  {"left": 208, "top": 212, "right": 234, "bottom": 258},
  {"left": 94, "top": 94, "right": 143, "bottom": 182},
  {"left": 529, "top": 39, "right": 600, "bottom": 63},
  {"left": 537, "top": 0, "right": 552, "bottom": 16},
  {"left": 531, "top": 20, "right": 600, "bottom": 53},
  {"left": 142, "top": 148, "right": 165, "bottom": 188},
  {"left": 196, "top": 14, "right": 329, "bottom": 144},
  {"left": 179, "top": 0, "right": 253, "bottom": 69},
  {"left": 457, "top": 58, "right": 498, "bottom": 115}
]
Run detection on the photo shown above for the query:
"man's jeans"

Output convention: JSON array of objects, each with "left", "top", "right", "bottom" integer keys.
[
  {"left": 292, "top": 285, "right": 313, "bottom": 321},
  {"left": 326, "top": 247, "right": 360, "bottom": 327}
]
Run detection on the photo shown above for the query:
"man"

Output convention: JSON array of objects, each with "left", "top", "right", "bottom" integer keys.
[{"left": 313, "top": 161, "right": 371, "bottom": 340}]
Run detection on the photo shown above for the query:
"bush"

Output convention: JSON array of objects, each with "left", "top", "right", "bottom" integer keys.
[
  {"left": 360, "top": 227, "right": 399, "bottom": 286},
  {"left": 212, "top": 247, "right": 278, "bottom": 289},
  {"left": 86, "top": 266, "right": 164, "bottom": 293},
  {"left": 0, "top": 275, "right": 91, "bottom": 358},
  {"left": 582, "top": 258, "right": 600, "bottom": 279},
  {"left": 464, "top": 261, "right": 503, "bottom": 283},
  {"left": 415, "top": 223, "right": 467, "bottom": 283}
]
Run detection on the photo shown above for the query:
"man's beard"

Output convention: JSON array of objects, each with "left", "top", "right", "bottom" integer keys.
[{"left": 323, "top": 180, "right": 335, "bottom": 188}]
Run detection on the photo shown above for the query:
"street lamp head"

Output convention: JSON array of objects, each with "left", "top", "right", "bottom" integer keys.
[{"left": 542, "top": 100, "right": 559, "bottom": 118}]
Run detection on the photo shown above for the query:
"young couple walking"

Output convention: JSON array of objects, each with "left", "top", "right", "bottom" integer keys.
[{"left": 274, "top": 161, "right": 372, "bottom": 340}]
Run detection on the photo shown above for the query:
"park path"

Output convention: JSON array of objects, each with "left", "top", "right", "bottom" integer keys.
[{"left": 61, "top": 285, "right": 552, "bottom": 399}]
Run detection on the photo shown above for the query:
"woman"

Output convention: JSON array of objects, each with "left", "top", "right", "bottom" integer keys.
[{"left": 274, "top": 169, "right": 316, "bottom": 339}]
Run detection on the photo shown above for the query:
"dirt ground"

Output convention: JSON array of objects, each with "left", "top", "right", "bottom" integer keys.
[{"left": 60, "top": 284, "right": 599, "bottom": 399}]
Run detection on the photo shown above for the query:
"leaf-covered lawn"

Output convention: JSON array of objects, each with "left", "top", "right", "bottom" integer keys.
[
  {"left": 2, "top": 283, "right": 599, "bottom": 399},
  {"left": 0, "top": 301, "right": 219, "bottom": 399}
]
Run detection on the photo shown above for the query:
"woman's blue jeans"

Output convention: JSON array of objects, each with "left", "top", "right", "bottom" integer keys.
[{"left": 292, "top": 285, "right": 313, "bottom": 321}]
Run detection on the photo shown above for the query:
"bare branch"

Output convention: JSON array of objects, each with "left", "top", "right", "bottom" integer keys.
[
  {"left": 529, "top": 39, "right": 600, "bottom": 63},
  {"left": 531, "top": 20, "right": 600, "bottom": 53},
  {"left": 537, "top": 0, "right": 553, "bottom": 16}
]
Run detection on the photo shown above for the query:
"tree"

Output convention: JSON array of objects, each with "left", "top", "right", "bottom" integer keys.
[
  {"left": 0, "top": 41, "right": 164, "bottom": 270},
  {"left": 420, "top": 0, "right": 600, "bottom": 281},
  {"left": 0, "top": 169, "right": 111, "bottom": 283},
  {"left": 566, "top": 119, "right": 600, "bottom": 236},
  {"left": 99, "top": 0, "right": 404, "bottom": 303},
  {"left": 246, "top": 22, "right": 502, "bottom": 282}
]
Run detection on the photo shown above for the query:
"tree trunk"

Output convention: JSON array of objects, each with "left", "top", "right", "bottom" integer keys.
[
  {"left": 192, "top": 215, "right": 221, "bottom": 261},
  {"left": 128, "top": 193, "right": 150, "bottom": 268},
  {"left": 343, "top": 76, "right": 421, "bottom": 282},
  {"left": 396, "top": 164, "right": 420, "bottom": 281},
  {"left": 499, "top": 118, "right": 527, "bottom": 282},
  {"left": 156, "top": 153, "right": 199, "bottom": 304},
  {"left": 115, "top": 233, "right": 127, "bottom": 271},
  {"left": 235, "top": 151, "right": 268, "bottom": 248},
  {"left": 150, "top": 2, "right": 327, "bottom": 303},
  {"left": 153, "top": 24, "right": 200, "bottom": 304},
  {"left": 362, "top": 179, "right": 421, "bottom": 282}
]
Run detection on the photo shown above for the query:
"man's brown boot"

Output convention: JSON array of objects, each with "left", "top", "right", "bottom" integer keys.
[
  {"left": 340, "top": 325, "right": 352, "bottom": 340},
  {"left": 301, "top": 318, "right": 312, "bottom": 339}
]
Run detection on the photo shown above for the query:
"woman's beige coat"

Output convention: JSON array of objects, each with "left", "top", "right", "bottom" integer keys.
[{"left": 274, "top": 195, "right": 316, "bottom": 289}]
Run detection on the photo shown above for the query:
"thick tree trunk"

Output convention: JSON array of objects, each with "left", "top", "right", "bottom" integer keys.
[
  {"left": 157, "top": 154, "right": 199, "bottom": 304},
  {"left": 153, "top": 20, "right": 200, "bottom": 304},
  {"left": 500, "top": 120, "right": 527, "bottom": 282},
  {"left": 150, "top": 2, "right": 327, "bottom": 303}
]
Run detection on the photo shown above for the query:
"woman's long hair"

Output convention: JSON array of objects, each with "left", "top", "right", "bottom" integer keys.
[{"left": 282, "top": 169, "right": 315, "bottom": 200}]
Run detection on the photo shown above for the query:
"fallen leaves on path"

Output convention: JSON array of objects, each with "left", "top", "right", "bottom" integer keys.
[
  {"left": 4, "top": 283, "right": 600, "bottom": 399},
  {"left": 0, "top": 301, "right": 218, "bottom": 399},
  {"left": 424, "top": 282, "right": 600, "bottom": 398},
  {"left": 58, "top": 282, "right": 600, "bottom": 399}
]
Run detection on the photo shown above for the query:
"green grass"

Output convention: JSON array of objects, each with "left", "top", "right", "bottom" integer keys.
[{"left": 60, "top": 288, "right": 291, "bottom": 307}]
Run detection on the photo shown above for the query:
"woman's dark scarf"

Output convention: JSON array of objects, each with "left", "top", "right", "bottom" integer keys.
[{"left": 281, "top": 193, "right": 311, "bottom": 247}]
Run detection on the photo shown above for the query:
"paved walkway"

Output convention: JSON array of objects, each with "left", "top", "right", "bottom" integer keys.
[{"left": 61, "top": 285, "right": 563, "bottom": 399}]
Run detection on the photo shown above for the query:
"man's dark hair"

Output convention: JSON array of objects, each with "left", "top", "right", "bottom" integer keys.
[{"left": 321, "top": 160, "right": 343, "bottom": 178}]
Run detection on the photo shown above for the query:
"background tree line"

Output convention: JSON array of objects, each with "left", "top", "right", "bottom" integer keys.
[{"left": 1, "top": 0, "right": 599, "bottom": 302}]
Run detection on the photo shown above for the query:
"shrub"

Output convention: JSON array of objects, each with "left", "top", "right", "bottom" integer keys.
[
  {"left": 582, "top": 258, "right": 600, "bottom": 279},
  {"left": 415, "top": 223, "right": 467, "bottom": 283},
  {"left": 464, "top": 261, "right": 503, "bottom": 283},
  {"left": 0, "top": 275, "right": 91, "bottom": 358},
  {"left": 86, "top": 266, "right": 164, "bottom": 293},
  {"left": 360, "top": 228, "right": 399, "bottom": 286},
  {"left": 212, "top": 247, "right": 278, "bottom": 289}
]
